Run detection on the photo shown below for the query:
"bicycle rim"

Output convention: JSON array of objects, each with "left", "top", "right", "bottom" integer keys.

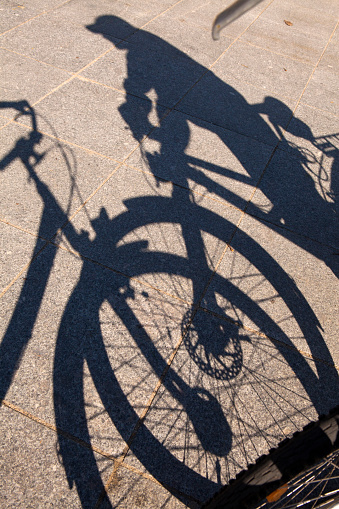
[
  {"left": 255, "top": 450, "right": 339, "bottom": 508},
  {"left": 202, "top": 407, "right": 339, "bottom": 509}
]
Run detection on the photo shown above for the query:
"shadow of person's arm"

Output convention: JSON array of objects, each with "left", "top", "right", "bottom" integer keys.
[
  {"left": 253, "top": 96, "right": 314, "bottom": 141},
  {"left": 118, "top": 93, "right": 154, "bottom": 143}
]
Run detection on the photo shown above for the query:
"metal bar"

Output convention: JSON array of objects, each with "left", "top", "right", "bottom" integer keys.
[{"left": 212, "top": 0, "right": 265, "bottom": 40}]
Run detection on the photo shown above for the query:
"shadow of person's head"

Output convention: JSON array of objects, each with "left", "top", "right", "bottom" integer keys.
[{"left": 86, "top": 15, "right": 136, "bottom": 45}]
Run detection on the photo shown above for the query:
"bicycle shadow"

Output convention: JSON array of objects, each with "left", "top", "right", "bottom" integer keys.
[
  {"left": 0, "top": 101, "right": 233, "bottom": 506},
  {"left": 0, "top": 13, "right": 338, "bottom": 508}
]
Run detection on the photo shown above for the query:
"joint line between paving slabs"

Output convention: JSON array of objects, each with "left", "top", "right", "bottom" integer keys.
[
  {"left": 239, "top": 37, "right": 337, "bottom": 67},
  {"left": 1, "top": 398, "right": 199, "bottom": 503},
  {"left": 130, "top": 0, "right": 276, "bottom": 136},
  {"left": 1, "top": 0, "right": 277, "bottom": 303},
  {"left": 10, "top": 116, "right": 122, "bottom": 162},
  {"left": 100, "top": 12, "right": 338, "bottom": 500},
  {"left": 96, "top": 306, "right": 206, "bottom": 507},
  {"left": 49, "top": 236, "right": 192, "bottom": 304},
  {"left": 1, "top": 2, "right": 203, "bottom": 284},
  {"left": 97, "top": 219, "right": 246, "bottom": 504},
  {"left": 0, "top": 216, "right": 46, "bottom": 239},
  {"left": 0, "top": 119, "right": 13, "bottom": 132},
  {"left": 0, "top": 399, "right": 120, "bottom": 462},
  {"left": 1, "top": 111, "right": 175, "bottom": 292},
  {"left": 0, "top": 0, "right": 73, "bottom": 37},
  {"left": 245, "top": 209, "right": 339, "bottom": 250},
  {"left": 297, "top": 102, "right": 339, "bottom": 119},
  {"left": 0, "top": 45, "right": 78, "bottom": 74}
]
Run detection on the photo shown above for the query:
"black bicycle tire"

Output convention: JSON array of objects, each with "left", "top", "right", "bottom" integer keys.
[{"left": 202, "top": 406, "right": 339, "bottom": 509}]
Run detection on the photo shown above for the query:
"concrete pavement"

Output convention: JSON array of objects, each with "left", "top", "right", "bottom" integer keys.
[{"left": 0, "top": 0, "right": 338, "bottom": 507}]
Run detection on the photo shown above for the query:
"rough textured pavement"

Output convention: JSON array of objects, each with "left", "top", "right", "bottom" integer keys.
[{"left": 0, "top": 1, "right": 338, "bottom": 507}]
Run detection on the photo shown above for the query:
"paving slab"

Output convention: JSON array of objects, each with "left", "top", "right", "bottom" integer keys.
[
  {"left": 122, "top": 310, "right": 338, "bottom": 504},
  {"left": 249, "top": 104, "right": 339, "bottom": 248},
  {"left": 101, "top": 465, "right": 191, "bottom": 508},
  {"left": 18, "top": 77, "right": 168, "bottom": 160},
  {"left": 163, "top": 0, "right": 272, "bottom": 38},
  {"left": 279, "top": 102, "right": 339, "bottom": 159},
  {"left": 240, "top": 1, "right": 338, "bottom": 65},
  {"left": 0, "top": 48, "right": 71, "bottom": 118},
  {"left": 300, "top": 65, "right": 339, "bottom": 116},
  {"left": 175, "top": 69, "right": 297, "bottom": 147},
  {"left": 289, "top": 0, "right": 339, "bottom": 18},
  {"left": 0, "top": 403, "right": 113, "bottom": 509},
  {"left": 81, "top": 37, "right": 206, "bottom": 110},
  {"left": 209, "top": 39, "right": 314, "bottom": 102},
  {"left": 248, "top": 148, "right": 338, "bottom": 249},
  {"left": 55, "top": 0, "right": 177, "bottom": 40},
  {"left": 0, "top": 122, "right": 119, "bottom": 238},
  {"left": 0, "top": 9, "right": 115, "bottom": 73},
  {"left": 0, "top": 0, "right": 58, "bottom": 34},
  {"left": 0, "top": 119, "right": 11, "bottom": 130},
  {"left": 0, "top": 220, "right": 45, "bottom": 295},
  {"left": 317, "top": 24, "right": 339, "bottom": 73},
  {"left": 129, "top": 10, "right": 233, "bottom": 69}
]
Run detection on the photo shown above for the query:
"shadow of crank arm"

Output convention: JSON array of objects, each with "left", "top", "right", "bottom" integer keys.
[{"left": 212, "top": 0, "right": 264, "bottom": 40}]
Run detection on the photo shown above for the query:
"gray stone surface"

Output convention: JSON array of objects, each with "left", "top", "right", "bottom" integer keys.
[
  {"left": 291, "top": 0, "right": 339, "bottom": 18},
  {"left": 241, "top": 1, "right": 338, "bottom": 65},
  {"left": 165, "top": 0, "right": 272, "bottom": 39},
  {"left": 279, "top": 103, "right": 339, "bottom": 166},
  {"left": 0, "top": 116, "right": 11, "bottom": 128},
  {"left": 55, "top": 0, "right": 177, "bottom": 40},
  {"left": 0, "top": 122, "right": 120, "bottom": 238},
  {"left": 19, "top": 77, "right": 169, "bottom": 160},
  {"left": 0, "top": 403, "right": 112, "bottom": 508},
  {"left": 81, "top": 38, "right": 206, "bottom": 109},
  {"left": 1, "top": 1, "right": 338, "bottom": 508},
  {"left": 249, "top": 102, "right": 339, "bottom": 248},
  {"left": 101, "top": 464, "right": 191, "bottom": 508},
  {"left": 210, "top": 39, "right": 314, "bottom": 102},
  {"left": 175, "top": 69, "right": 298, "bottom": 147},
  {"left": 247, "top": 146, "right": 338, "bottom": 248},
  {"left": 130, "top": 10, "right": 233, "bottom": 69},
  {"left": 0, "top": 220, "right": 45, "bottom": 295},
  {"left": 318, "top": 24, "right": 339, "bottom": 73},
  {"left": 0, "top": 9, "right": 114, "bottom": 73},
  {"left": 0, "top": 49, "right": 71, "bottom": 118},
  {"left": 300, "top": 66, "right": 339, "bottom": 116},
  {"left": 0, "top": 0, "right": 55, "bottom": 34},
  {"left": 123, "top": 309, "right": 336, "bottom": 504}
]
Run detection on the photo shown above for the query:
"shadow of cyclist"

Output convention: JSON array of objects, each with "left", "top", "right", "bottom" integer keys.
[
  {"left": 86, "top": 15, "right": 338, "bottom": 278},
  {"left": 86, "top": 15, "right": 338, "bottom": 372},
  {"left": 86, "top": 17, "right": 339, "bottom": 500},
  {"left": 0, "top": 15, "right": 338, "bottom": 506}
]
